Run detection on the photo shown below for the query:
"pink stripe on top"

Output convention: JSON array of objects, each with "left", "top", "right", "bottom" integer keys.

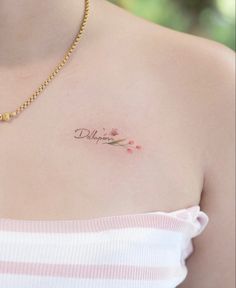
[
  {"left": 0, "top": 262, "right": 183, "bottom": 280},
  {"left": 0, "top": 205, "right": 209, "bottom": 288}
]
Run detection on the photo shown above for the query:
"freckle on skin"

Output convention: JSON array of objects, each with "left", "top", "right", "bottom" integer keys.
[{"left": 127, "top": 148, "right": 133, "bottom": 154}]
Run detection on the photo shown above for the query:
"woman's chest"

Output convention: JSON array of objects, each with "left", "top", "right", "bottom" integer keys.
[{"left": 0, "top": 81, "right": 203, "bottom": 220}]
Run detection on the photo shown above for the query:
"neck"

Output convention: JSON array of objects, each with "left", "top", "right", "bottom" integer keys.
[{"left": 0, "top": 0, "right": 88, "bottom": 66}]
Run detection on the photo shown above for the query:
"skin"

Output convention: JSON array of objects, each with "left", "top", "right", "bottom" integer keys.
[{"left": 0, "top": 0, "right": 235, "bottom": 286}]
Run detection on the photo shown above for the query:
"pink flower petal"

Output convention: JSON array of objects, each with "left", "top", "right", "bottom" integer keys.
[
  {"left": 136, "top": 145, "right": 142, "bottom": 150},
  {"left": 110, "top": 128, "right": 119, "bottom": 136}
]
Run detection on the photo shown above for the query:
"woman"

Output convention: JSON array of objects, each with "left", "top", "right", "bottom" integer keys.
[{"left": 0, "top": 0, "right": 234, "bottom": 287}]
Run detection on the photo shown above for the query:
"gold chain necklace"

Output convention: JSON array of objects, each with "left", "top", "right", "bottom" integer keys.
[{"left": 0, "top": 0, "right": 90, "bottom": 123}]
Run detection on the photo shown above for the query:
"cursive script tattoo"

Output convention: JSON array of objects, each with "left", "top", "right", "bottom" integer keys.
[
  {"left": 74, "top": 128, "right": 142, "bottom": 154},
  {"left": 74, "top": 128, "right": 114, "bottom": 144}
]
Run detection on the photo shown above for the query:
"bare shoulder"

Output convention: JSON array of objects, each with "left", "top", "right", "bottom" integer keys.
[
  {"left": 99, "top": 0, "right": 235, "bottom": 138},
  {"left": 99, "top": 0, "right": 235, "bottom": 96}
]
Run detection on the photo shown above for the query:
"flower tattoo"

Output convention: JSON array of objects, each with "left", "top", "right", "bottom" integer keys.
[{"left": 74, "top": 128, "right": 142, "bottom": 154}]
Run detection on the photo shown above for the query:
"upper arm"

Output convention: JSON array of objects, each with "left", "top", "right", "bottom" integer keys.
[{"left": 180, "top": 42, "right": 235, "bottom": 287}]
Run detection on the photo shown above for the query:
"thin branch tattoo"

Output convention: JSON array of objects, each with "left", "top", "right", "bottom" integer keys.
[{"left": 74, "top": 128, "right": 142, "bottom": 154}]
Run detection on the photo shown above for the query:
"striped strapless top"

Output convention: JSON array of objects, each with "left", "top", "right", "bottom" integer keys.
[{"left": 0, "top": 205, "right": 209, "bottom": 288}]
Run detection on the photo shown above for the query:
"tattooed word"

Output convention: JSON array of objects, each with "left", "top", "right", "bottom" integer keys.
[{"left": 74, "top": 128, "right": 113, "bottom": 144}]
